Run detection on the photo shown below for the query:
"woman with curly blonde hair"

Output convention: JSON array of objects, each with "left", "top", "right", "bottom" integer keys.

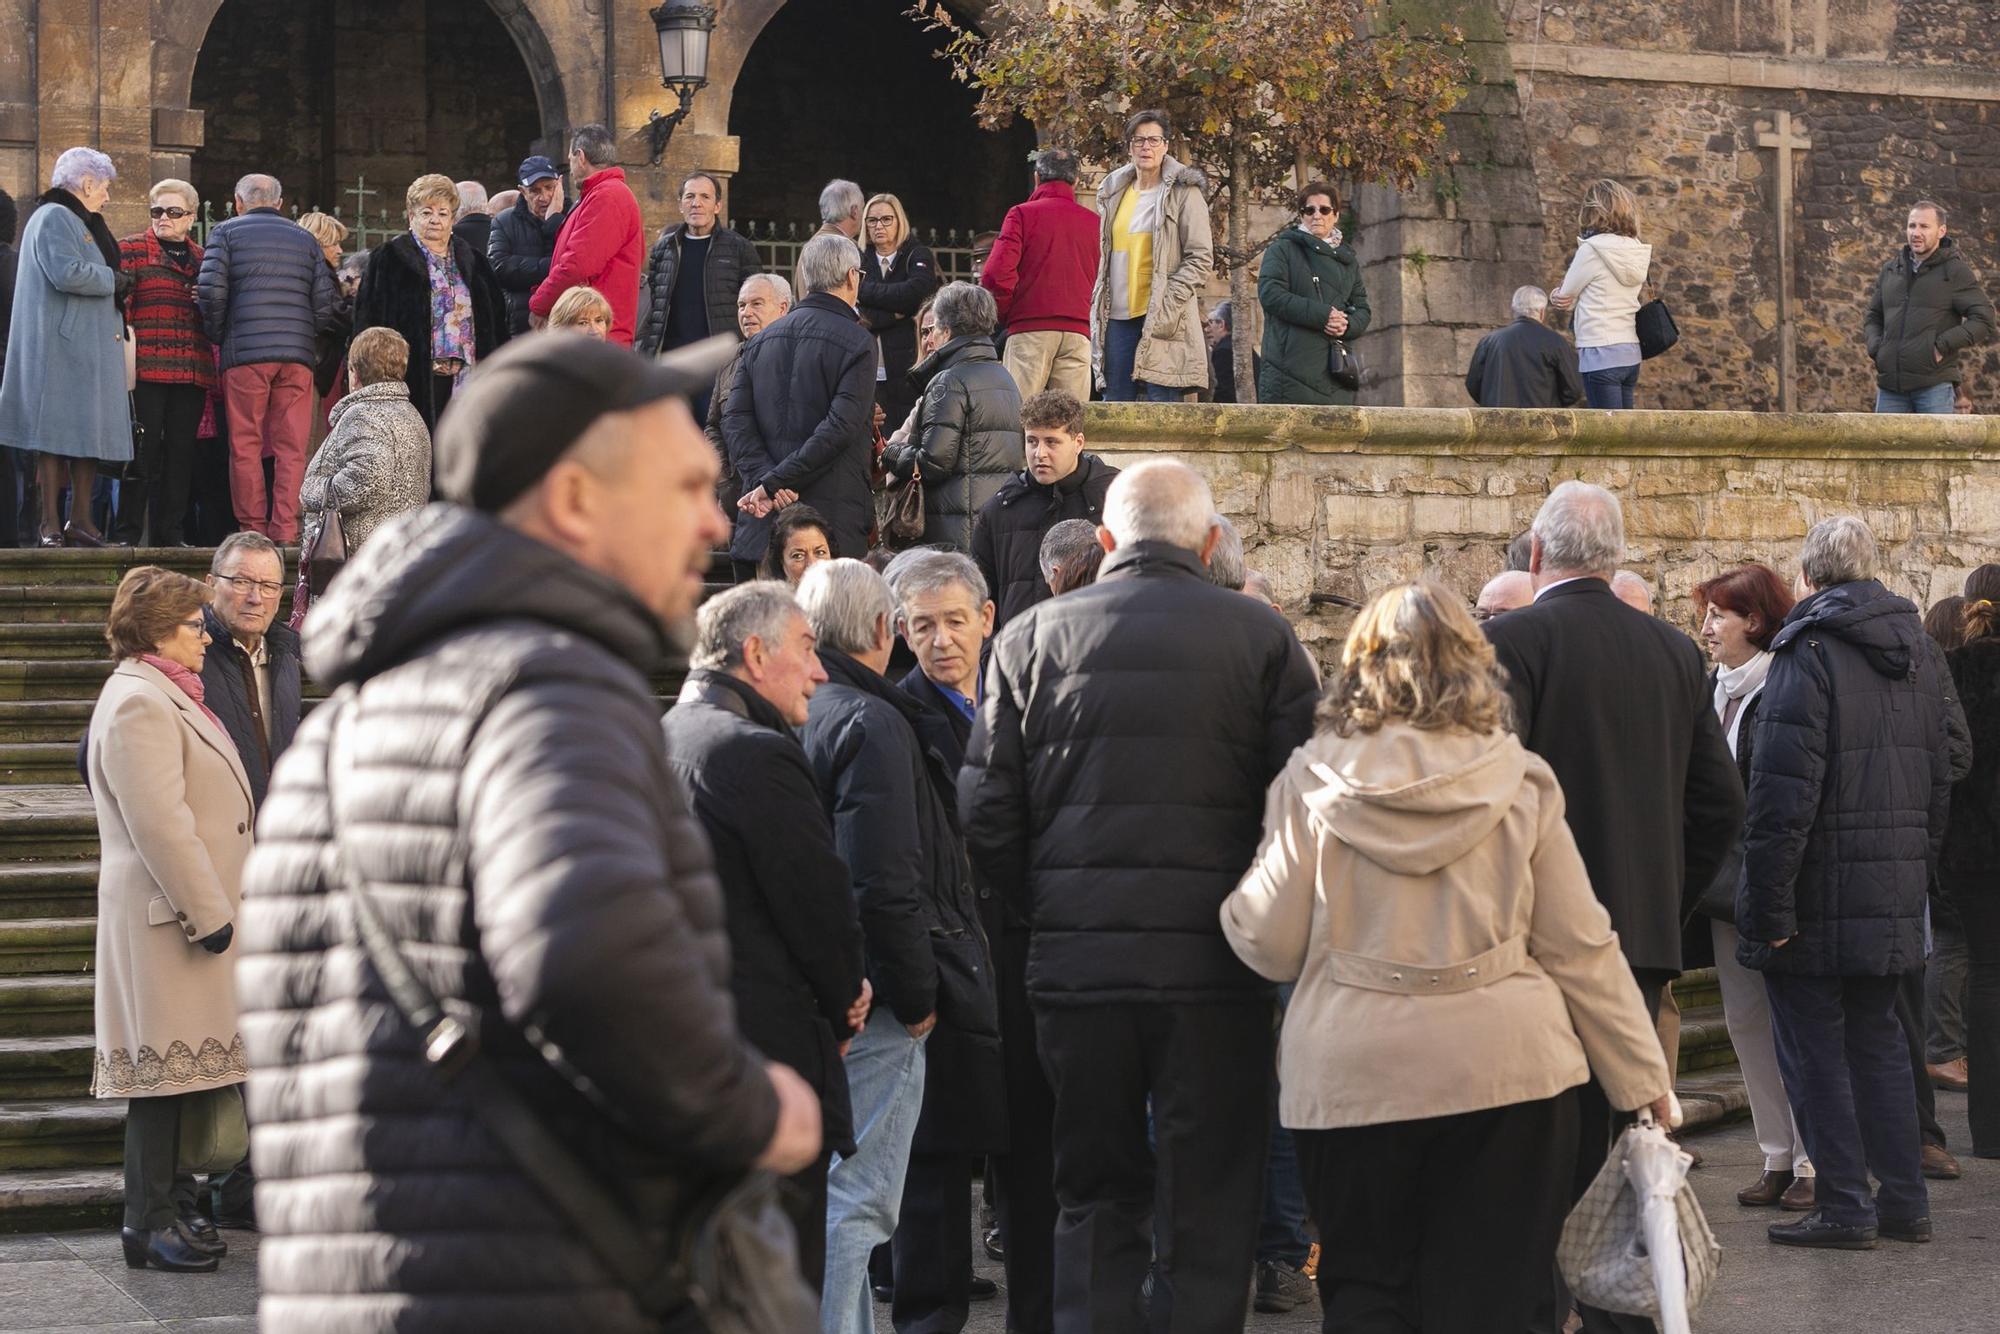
[{"left": 1221, "top": 579, "right": 1673, "bottom": 1329}]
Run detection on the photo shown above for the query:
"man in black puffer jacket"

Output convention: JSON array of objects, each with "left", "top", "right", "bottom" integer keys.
[
  {"left": 1740, "top": 515, "right": 1956, "bottom": 1253},
  {"left": 882, "top": 282, "right": 1023, "bottom": 553},
  {"left": 237, "top": 337, "right": 821, "bottom": 1333},
  {"left": 960, "top": 459, "right": 1318, "bottom": 1334},
  {"left": 1864, "top": 201, "right": 1996, "bottom": 413},
  {"left": 488, "top": 155, "right": 569, "bottom": 336},
  {"left": 635, "top": 172, "right": 762, "bottom": 367},
  {"left": 724, "top": 232, "right": 877, "bottom": 568},
  {"left": 970, "top": 388, "right": 1117, "bottom": 632},
  {"left": 197, "top": 173, "right": 338, "bottom": 540}
]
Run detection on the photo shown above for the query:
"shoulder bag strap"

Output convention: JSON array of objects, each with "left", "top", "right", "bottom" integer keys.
[{"left": 322, "top": 693, "right": 685, "bottom": 1314}]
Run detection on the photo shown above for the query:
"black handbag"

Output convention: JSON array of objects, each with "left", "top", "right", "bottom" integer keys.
[
  {"left": 1692, "top": 841, "right": 1742, "bottom": 923},
  {"left": 928, "top": 927, "right": 999, "bottom": 1041},
  {"left": 1637, "top": 297, "right": 1680, "bottom": 360},
  {"left": 323, "top": 702, "right": 817, "bottom": 1334},
  {"left": 301, "top": 508, "right": 347, "bottom": 598},
  {"left": 874, "top": 460, "right": 926, "bottom": 550},
  {"left": 1328, "top": 339, "right": 1363, "bottom": 392}
]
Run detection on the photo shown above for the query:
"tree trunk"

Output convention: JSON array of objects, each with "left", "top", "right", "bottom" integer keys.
[{"left": 1230, "top": 143, "right": 1256, "bottom": 404}]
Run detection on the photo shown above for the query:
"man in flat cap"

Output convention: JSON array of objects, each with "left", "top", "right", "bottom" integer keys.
[{"left": 235, "top": 335, "right": 823, "bottom": 1334}]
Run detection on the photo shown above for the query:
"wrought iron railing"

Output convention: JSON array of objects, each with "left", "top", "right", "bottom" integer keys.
[
  {"left": 733, "top": 220, "right": 991, "bottom": 284},
  {"left": 191, "top": 175, "right": 409, "bottom": 250}
]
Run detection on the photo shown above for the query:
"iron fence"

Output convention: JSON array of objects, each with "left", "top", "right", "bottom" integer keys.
[{"left": 190, "top": 175, "right": 409, "bottom": 250}]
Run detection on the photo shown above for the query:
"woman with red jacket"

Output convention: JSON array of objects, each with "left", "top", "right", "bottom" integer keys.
[{"left": 117, "top": 179, "right": 215, "bottom": 545}]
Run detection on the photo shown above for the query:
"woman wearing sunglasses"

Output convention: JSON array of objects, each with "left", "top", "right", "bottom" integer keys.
[
  {"left": 1256, "top": 180, "right": 1371, "bottom": 405},
  {"left": 116, "top": 180, "right": 215, "bottom": 544}
]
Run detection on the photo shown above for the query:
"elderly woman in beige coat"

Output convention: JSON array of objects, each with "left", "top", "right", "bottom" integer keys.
[
  {"left": 87, "top": 567, "right": 254, "bottom": 1274},
  {"left": 1090, "top": 108, "right": 1213, "bottom": 401},
  {"left": 1221, "top": 580, "right": 1672, "bottom": 1333}
]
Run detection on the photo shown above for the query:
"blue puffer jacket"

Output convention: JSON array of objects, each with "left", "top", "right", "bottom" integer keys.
[
  {"left": 197, "top": 208, "right": 336, "bottom": 371},
  {"left": 1737, "top": 579, "right": 1956, "bottom": 977}
]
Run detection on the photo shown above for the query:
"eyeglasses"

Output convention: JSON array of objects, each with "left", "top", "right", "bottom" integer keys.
[
  {"left": 919, "top": 324, "right": 939, "bottom": 338},
  {"left": 865, "top": 216, "right": 897, "bottom": 227},
  {"left": 177, "top": 616, "right": 208, "bottom": 635},
  {"left": 149, "top": 207, "right": 190, "bottom": 220},
  {"left": 1129, "top": 134, "right": 1167, "bottom": 147},
  {"left": 213, "top": 573, "right": 284, "bottom": 598},
  {"left": 1301, "top": 204, "right": 1338, "bottom": 216}
]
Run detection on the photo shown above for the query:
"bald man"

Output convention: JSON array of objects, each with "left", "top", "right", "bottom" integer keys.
[{"left": 1476, "top": 569, "right": 1534, "bottom": 620}]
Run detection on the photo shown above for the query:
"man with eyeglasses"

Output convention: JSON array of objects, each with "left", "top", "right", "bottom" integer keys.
[
  {"left": 636, "top": 173, "right": 764, "bottom": 419},
  {"left": 201, "top": 531, "right": 301, "bottom": 814}
]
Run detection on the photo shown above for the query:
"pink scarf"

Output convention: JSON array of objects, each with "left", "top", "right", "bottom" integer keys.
[{"left": 139, "top": 653, "right": 229, "bottom": 736}]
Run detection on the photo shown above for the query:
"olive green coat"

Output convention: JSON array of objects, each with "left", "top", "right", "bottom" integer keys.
[{"left": 1256, "top": 227, "right": 1371, "bottom": 405}]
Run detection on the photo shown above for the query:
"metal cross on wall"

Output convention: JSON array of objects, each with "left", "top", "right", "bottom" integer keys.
[{"left": 1756, "top": 111, "right": 1813, "bottom": 411}]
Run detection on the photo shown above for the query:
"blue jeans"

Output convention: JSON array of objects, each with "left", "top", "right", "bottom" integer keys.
[
  {"left": 822, "top": 1021, "right": 928, "bottom": 1334},
  {"left": 1765, "top": 972, "right": 1928, "bottom": 1228},
  {"left": 1100, "top": 317, "right": 1180, "bottom": 402},
  {"left": 1874, "top": 382, "right": 1955, "bottom": 414},
  {"left": 1581, "top": 363, "right": 1639, "bottom": 409},
  {"left": 1258, "top": 983, "right": 1312, "bottom": 1268}
]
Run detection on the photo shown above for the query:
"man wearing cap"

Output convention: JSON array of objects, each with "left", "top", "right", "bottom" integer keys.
[
  {"left": 236, "top": 335, "right": 822, "bottom": 1334},
  {"left": 488, "top": 155, "right": 568, "bottom": 337},
  {"left": 530, "top": 124, "right": 645, "bottom": 345},
  {"left": 723, "top": 231, "right": 877, "bottom": 573}
]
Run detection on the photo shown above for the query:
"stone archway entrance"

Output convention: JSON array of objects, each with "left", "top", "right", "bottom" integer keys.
[{"left": 180, "top": 0, "right": 558, "bottom": 218}]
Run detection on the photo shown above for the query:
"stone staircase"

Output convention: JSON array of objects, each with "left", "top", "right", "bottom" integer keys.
[{"left": 0, "top": 547, "right": 1744, "bottom": 1232}]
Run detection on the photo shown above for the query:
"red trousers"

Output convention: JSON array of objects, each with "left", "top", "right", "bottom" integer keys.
[{"left": 222, "top": 362, "right": 313, "bottom": 541}]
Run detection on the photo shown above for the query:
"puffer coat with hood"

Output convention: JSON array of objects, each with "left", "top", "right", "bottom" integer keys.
[
  {"left": 1221, "top": 723, "right": 1672, "bottom": 1129},
  {"left": 1864, "top": 235, "right": 1998, "bottom": 394},
  {"left": 1737, "top": 578, "right": 1956, "bottom": 978},
  {"left": 882, "top": 334, "right": 1024, "bottom": 552},
  {"left": 1256, "top": 224, "right": 1371, "bottom": 405},
  {"left": 236, "top": 503, "right": 779, "bottom": 1334},
  {"left": 1553, "top": 230, "right": 1653, "bottom": 351},
  {"left": 1089, "top": 156, "right": 1214, "bottom": 391}
]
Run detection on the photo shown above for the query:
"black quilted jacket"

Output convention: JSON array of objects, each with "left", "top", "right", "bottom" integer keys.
[
  {"left": 882, "top": 335, "right": 1024, "bottom": 552},
  {"left": 236, "top": 504, "right": 777, "bottom": 1333},
  {"left": 1738, "top": 579, "right": 1956, "bottom": 977}
]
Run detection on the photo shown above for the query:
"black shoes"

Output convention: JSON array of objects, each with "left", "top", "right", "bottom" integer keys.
[
  {"left": 121, "top": 1224, "right": 220, "bottom": 1272},
  {"left": 1768, "top": 1210, "right": 1878, "bottom": 1250},
  {"left": 968, "top": 1274, "right": 998, "bottom": 1300},
  {"left": 176, "top": 1210, "right": 227, "bottom": 1257},
  {"left": 983, "top": 1224, "right": 1005, "bottom": 1261},
  {"left": 1879, "top": 1215, "right": 1933, "bottom": 1244}
]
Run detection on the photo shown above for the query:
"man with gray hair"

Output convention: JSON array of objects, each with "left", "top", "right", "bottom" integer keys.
[
  {"left": 451, "top": 180, "right": 492, "bottom": 259},
  {"left": 529, "top": 124, "right": 644, "bottom": 344},
  {"left": 1205, "top": 512, "right": 1246, "bottom": 590},
  {"left": 980, "top": 148, "right": 1098, "bottom": 399},
  {"left": 819, "top": 179, "right": 865, "bottom": 241},
  {"left": 725, "top": 232, "right": 877, "bottom": 573},
  {"left": 1486, "top": 480, "right": 1742, "bottom": 1334},
  {"left": 705, "top": 273, "right": 793, "bottom": 519},
  {"left": 962, "top": 457, "right": 1319, "bottom": 1333},
  {"left": 662, "top": 580, "right": 867, "bottom": 1289},
  {"left": 1038, "top": 517, "right": 1102, "bottom": 594},
  {"left": 1464, "top": 284, "right": 1585, "bottom": 409},
  {"left": 197, "top": 171, "right": 338, "bottom": 540},
  {"left": 1739, "top": 516, "right": 1955, "bottom": 1251},
  {"left": 798, "top": 559, "right": 991, "bottom": 1334}
]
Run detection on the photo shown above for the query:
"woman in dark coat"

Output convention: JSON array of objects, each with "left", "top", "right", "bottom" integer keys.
[
  {"left": 351, "top": 173, "right": 507, "bottom": 431},
  {"left": 1943, "top": 588, "right": 2000, "bottom": 1158},
  {"left": 858, "top": 193, "right": 940, "bottom": 427},
  {"left": 882, "top": 282, "right": 1023, "bottom": 552},
  {"left": 117, "top": 179, "right": 214, "bottom": 545},
  {"left": 1256, "top": 180, "right": 1371, "bottom": 405}
]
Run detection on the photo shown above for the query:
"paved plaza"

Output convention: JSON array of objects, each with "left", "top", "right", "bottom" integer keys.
[{"left": 0, "top": 1095, "right": 1990, "bottom": 1332}]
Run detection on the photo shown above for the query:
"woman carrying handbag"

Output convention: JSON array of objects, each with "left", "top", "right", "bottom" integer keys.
[{"left": 1256, "top": 181, "right": 1371, "bottom": 405}]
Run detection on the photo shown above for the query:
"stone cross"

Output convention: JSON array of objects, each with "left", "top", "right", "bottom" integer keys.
[
  {"left": 344, "top": 176, "right": 379, "bottom": 248},
  {"left": 1757, "top": 112, "right": 1812, "bottom": 411}
]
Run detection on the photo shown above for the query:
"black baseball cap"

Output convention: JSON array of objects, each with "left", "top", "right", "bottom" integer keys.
[
  {"left": 434, "top": 334, "right": 737, "bottom": 514},
  {"left": 518, "top": 155, "right": 560, "bottom": 186}
]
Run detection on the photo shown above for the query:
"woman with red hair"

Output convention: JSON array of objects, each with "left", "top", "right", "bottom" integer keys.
[{"left": 1693, "top": 563, "right": 1815, "bottom": 1211}]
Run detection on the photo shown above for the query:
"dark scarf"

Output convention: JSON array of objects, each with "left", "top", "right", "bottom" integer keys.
[{"left": 40, "top": 186, "right": 125, "bottom": 315}]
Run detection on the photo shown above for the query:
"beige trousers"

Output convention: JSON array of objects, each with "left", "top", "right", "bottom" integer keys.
[{"left": 1003, "top": 330, "right": 1092, "bottom": 400}]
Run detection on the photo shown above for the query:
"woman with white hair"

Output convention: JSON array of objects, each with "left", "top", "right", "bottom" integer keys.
[
  {"left": 115, "top": 178, "right": 213, "bottom": 545},
  {"left": 0, "top": 146, "right": 133, "bottom": 546},
  {"left": 881, "top": 281, "right": 1024, "bottom": 551}
]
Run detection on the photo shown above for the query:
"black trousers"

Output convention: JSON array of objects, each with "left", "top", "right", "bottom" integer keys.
[
  {"left": 123, "top": 1094, "right": 186, "bottom": 1231},
  {"left": 118, "top": 382, "right": 205, "bottom": 544},
  {"left": 993, "top": 931, "right": 1057, "bottom": 1334},
  {"left": 1528, "top": 965, "right": 1672, "bottom": 1334},
  {"left": 1892, "top": 962, "right": 1946, "bottom": 1148},
  {"left": 1297, "top": 1090, "right": 1580, "bottom": 1334},
  {"left": 189, "top": 434, "right": 236, "bottom": 543},
  {"left": 1035, "top": 999, "right": 1274, "bottom": 1334},
  {"left": 883, "top": 1153, "right": 974, "bottom": 1334},
  {"left": 782, "top": 1149, "right": 831, "bottom": 1292},
  {"left": 1961, "top": 894, "right": 2000, "bottom": 1155}
]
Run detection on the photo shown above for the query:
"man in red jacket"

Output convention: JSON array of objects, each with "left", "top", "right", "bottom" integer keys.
[
  {"left": 529, "top": 125, "right": 645, "bottom": 346},
  {"left": 980, "top": 149, "right": 1098, "bottom": 401}
]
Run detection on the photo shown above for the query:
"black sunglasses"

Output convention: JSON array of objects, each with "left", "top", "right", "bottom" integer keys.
[
  {"left": 149, "top": 206, "right": 191, "bottom": 220},
  {"left": 1301, "top": 204, "right": 1337, "bottom": 217}
]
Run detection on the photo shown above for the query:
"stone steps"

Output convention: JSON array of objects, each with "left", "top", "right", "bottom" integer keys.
[
  {"left": 0, "top": 976, "right": 94, "bottom": 1037},
  {"left": 0, "top": 918, "right": 94, "bottom": 978},
  {"left": 0, "top": 860, "right": 98, "bottom": 920},
  {"left": 0, "top": 701, "right": 97, "bottom": 744},
  {"left": 0, "top": 1098, "right": 123, "bottom": 1169},
  {"left": 0, "top": 1165, "right": 122, "bottom": 1231},
  {"left": 0, "top": 1034, "right": 93, "bottom": 1099}
]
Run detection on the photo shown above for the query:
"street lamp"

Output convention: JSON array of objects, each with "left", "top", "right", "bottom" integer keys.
[{"left": 648, "top": 2, "right": 717, "bottom": 164}]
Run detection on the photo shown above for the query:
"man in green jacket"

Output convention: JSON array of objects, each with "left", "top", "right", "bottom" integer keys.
[{"left": 1865, "top": 201, "right": 1996, "bottom": 413}]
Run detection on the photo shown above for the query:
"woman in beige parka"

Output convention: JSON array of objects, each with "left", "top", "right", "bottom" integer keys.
[{"left": 1090, "top": 108, "right": 1214, "bottom": 401}]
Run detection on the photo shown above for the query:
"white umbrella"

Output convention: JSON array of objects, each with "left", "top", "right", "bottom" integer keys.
[{"left": 1622, "top": 1108, "right": 1694, "bottom": 1334}]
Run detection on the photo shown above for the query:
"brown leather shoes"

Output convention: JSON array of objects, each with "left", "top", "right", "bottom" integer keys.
[
  {"left": 1927, "top": 1058, "right": 1970, "bottom": 1092},
  {"left": 1780, "top": 1175, "right": 1816, "bottom": 1210},
  {"left": 1921, "top": 1143, "right": 1962, "bottom": 1180},
  {"left": 1738, "top": 1170, "right": 1794, "bottom": 1206}
]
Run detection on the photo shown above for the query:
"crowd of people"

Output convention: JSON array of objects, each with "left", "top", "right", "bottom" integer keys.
[{"left": 0, "top": 110, "right": 1990, "bottom": 1334}]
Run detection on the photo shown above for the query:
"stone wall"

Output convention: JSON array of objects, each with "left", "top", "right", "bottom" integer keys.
[{"left": 1081, "top": 402, "right": 2000, "bottom": 669}]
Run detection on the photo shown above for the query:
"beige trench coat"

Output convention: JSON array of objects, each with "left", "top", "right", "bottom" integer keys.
[
  {"left": 1090, "top": 156, "right": 1215, "bottom": 391},
  {"left": 87, "top": 660, "right": 255, "bottom": 1099}
]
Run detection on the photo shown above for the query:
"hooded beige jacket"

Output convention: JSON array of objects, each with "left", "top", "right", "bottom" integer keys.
[
  {"left": 1089, "top": 156, "right": 1214, "bottom": 390},
  {"left": 1222, "top": 723, "right": 1670, "bottom": 1129}
]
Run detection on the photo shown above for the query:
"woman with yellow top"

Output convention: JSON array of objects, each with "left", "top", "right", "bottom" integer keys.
[{"left": 1090, "top": 109, "right": 1213, "bottom": 402}]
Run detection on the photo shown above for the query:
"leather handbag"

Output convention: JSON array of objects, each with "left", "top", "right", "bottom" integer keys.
[
  {"left": 1637, "top": 296, "right": 1680, "bottom": 360},
  {"left": 1327, "top": 339, "right": 1363, "bottom": 392},
  {"left": 323, "top": 701, "right": 817, "bottom": 1334},
  {"left": 874, "top": 460, "right": 926, "bottom": 550},
  {"left": 1692, "top": 842, "right": 1742, "bottom": 923},
  {"left": 302, "top": 509, "right": 348, "bottom": 598},
  {"left": 177, "top": 1084, "right": 249, "bottom": 1176}
]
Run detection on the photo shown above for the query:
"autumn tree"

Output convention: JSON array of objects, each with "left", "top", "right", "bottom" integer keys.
[{"left": 910, "top": 0, "right": 1470, "bottom": 401}]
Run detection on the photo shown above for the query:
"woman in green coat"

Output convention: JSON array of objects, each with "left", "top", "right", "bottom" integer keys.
[{"left": 1257, "top": 181, "right": 1371, "bottom": 404}]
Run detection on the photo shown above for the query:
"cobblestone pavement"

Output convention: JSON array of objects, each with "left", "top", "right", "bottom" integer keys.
[{"left": 3, "top": 1094, "right": 1990, "bottom": 1331}]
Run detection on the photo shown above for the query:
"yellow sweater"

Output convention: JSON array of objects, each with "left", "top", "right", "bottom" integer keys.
[{"left": 1108, "top": 185, "right": 1163, "bottom": 320}]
